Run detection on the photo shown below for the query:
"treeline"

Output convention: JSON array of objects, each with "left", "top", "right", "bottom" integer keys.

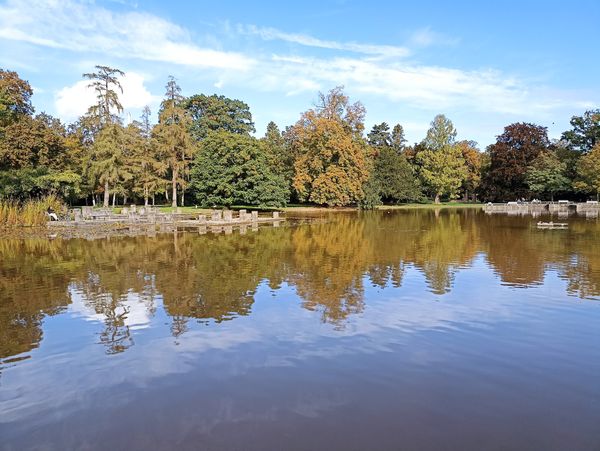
[{"left": 1, "top": 66, "right": 599, "bottom": 207}]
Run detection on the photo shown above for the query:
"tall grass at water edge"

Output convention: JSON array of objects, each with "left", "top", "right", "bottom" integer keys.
[{"left": 0, "top": 195, "right": 65, "bottom": 227}]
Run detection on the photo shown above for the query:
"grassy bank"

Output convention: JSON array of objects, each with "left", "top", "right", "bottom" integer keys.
[{"left": 0, "top": 195, "right": 65, "bottom": 227}]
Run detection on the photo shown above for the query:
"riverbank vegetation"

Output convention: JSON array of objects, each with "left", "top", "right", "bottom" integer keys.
[
  {"left": 1, "top": 66, "right": 599, "bottom": 209},
  {"left": 0, "top": 195, "right": 64, "bottom": 227}
]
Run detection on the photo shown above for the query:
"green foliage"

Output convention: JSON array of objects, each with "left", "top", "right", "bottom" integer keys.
[
  {"left": 261, "top": 121, "right": 294, "bottom": 189},
  {"left": 191, "top": 131, "right": 289, "bottom": 207},
  {"left": 374, "top": 147, "right": 423, "bottom": 202},
  {"left": 574, "top": 144, "right": 600, "bottom": 199},
  {"left": 422, "top": 114, "right": 457, "bottom": 151},
  {"left": 185, "top": 94, "right": 254, "bottom": 141},
  {"left": 1, "top": 68, "right": 596, "bottom": 209},
  {"left": 367, "top": 122, "right": 392, "bottom": 147},
  {"left": 416, "top": 115, "right": 466, "bottom": 203},
  {"left": 154, "top": 76, "right": 194, "bottom": 207},
  {"left": 357, "top": 172, "right": 382, "bottom": 210},
  {"left": 561, "top": 109, "right": 600, "bottom": 153},
  {"left": 525, "top": 151, "right": 570, "bottom": 200}
]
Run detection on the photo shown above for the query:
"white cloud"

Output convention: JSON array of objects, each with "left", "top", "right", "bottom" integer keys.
[
  {"left": 409, "top": 27, "right": 460, "bottom": 47},
  {"left": 1, "top": 0, "right": 595, "bottom": 143},
  {"left": 0, "top": 0, "right": 254, "bottom": 70},
  {"left": 240, "top": 24, "right": 410, "bottom": 58},
  {"left": 55, "top": 72, "right": 155, "bottom": 121}
]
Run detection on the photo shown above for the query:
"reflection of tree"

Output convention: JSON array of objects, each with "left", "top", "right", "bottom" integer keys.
[
  {"left": 1, "top": 210, "right": 599, "bottom": 366},
  {"left": 411, "top": 211, "right": 479, "bottom": 294},
  {"left": 97, "top": 296, "right": 133, "bottom": 355},
  {"left": 0, "top": 239, "right": 73, "bottom": 362},
  {"left": 480, "top": 215, "right": 546, "bottom": 287},
  {"left": 289, "top": 215, "right": 369, "bottom": 326}
]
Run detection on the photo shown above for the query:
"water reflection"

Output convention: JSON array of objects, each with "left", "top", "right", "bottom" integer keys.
[{"left": 0, "top": 209, "right": 599, "bottom": 363}]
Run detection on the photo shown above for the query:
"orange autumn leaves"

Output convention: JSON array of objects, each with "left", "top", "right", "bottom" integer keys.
[{"left": 290, "top": 87, "right": 370, "bottom": 207}]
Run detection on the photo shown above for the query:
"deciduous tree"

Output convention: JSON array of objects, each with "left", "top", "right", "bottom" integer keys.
[
  {"left": 561, "top": 109, "right": 600, "bottom": 153},
  {"left": 481, "top": 123, "right": 550, "bottom": 201},
  {"left": 291, "top": 87, "right": 370, "bottom": 206},
  {"left": 0, "top": 69, "right": 34, "bottom": 127},
  {"left": 185, "top": 94, "right": 254, "bottom": 141},
  {"left": 416, "top": 115, "right": 466, "bottom": 203},
  {"left": 525, "top": 151, "right": 570, "bottom": 201},
  {"left": 574, "top": 143, "right": 600, "bottom": 200},
  {"left": 191, "top": 131, "right": 288, "bottom": 207}
]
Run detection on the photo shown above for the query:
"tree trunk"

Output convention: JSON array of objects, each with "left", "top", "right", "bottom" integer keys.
[
  {"left": 172, "top": 169, "right": 178, "bottom": 208},
  {"left": 123, "top": 194, "right": 128, "bottom": 206},
  {"left": 152, "top": 194, "right": 155, "bottom": 206},
  {"left": 112, "top": 192, "right": 116, "bottom": 207},
  {"left": 144, "top": 187, "right": 149, "bottom": 207},
  {"left": 103, "top": 180, "right": 110, "bottom": 207},
  {"left": 181, "top": 190, "right": 185, "bottom": 207},
  {"left": 91, "top": 195, "right": 96, "bottom": 207},
  {"left": 434, "top": 193, "right": 441, "bottom": 204},
  {"left": 165, "top": 186, "right": 169, "bottom": 202}
]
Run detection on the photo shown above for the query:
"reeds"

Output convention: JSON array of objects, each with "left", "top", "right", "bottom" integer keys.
[{"left": 0, "top": 195, "right": 65, "bottom": 227}]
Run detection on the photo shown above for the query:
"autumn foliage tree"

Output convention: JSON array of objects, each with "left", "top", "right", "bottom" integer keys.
[
  {"left": 291, "top": 87, "right": 370, "bottom": 206},
  {"left": 481, "top": 123, "right": 550, "bottom": 201}
]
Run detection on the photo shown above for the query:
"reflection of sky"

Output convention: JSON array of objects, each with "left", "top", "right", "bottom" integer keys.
[
  {"left": 2, "top": 255, "right": 599, "bottom": 442},
  {"left": 67, "top": 285, "right": 154, "bottom": 330}
]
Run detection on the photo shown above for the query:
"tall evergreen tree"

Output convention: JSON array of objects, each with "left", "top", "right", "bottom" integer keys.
[
  {"left": 82, "top": 65, "right": 125, "bottom": 127},
  {"left": 367, "top": 122, "right": 391, "bottom": 148},
  {"left": 154, "top": 76, "right": 193, "bottom": 207},
  {"left": 391, "top": 124, "right": 407, "bottom": 154}
]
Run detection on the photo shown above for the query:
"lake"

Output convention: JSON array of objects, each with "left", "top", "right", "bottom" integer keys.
[{"left": 1, "top": 209, "right": 599, "bottom": 450}]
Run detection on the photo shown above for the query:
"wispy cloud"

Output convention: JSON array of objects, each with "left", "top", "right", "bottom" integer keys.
[
  {"left": 0, "top": 0, "right": 254, "bottom": 70},
  {"left": 0, "top": 0, "right": 595, "bottom": 143},
  {"left": 409, "top": 27, "right": 460, "bottom": 48},
  {"left": 239, "top": 24, "right": 410, "bottom": 58}
]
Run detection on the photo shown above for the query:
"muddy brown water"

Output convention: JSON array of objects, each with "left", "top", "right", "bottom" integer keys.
[{"left": 1, "top": 209, "right": 599, "bottom": 450}]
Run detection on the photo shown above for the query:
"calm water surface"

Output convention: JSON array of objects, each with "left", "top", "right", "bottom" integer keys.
[{"left": 1, "top": 209, "right": 599, "bottom": 450}]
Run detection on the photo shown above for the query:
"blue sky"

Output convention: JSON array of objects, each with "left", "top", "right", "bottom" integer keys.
[{"left": 0, "top": 0, "right": 598, "bottom": 147}]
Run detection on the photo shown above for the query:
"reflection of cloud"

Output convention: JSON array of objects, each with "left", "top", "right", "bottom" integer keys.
[
  {"left": 0, "top": 260, "right": 584, "bottom": 430},
  {"left": 68, "top": 285, "right": 152, "bottom": 330}
]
